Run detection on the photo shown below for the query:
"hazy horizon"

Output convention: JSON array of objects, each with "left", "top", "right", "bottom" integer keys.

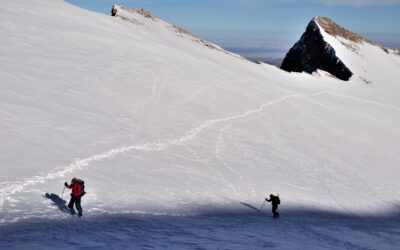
[{"left": 65, "top": 0, "right": 400, "bottom": 64}]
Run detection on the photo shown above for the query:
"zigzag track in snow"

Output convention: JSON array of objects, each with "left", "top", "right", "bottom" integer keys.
[
  {"left": 325, "top": 91, "right": 400, "bottom": 112},
  {"left": 1, "top": 91, "right": 399, "bottom": 209}
]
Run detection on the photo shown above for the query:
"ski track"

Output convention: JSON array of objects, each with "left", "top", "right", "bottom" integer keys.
[
  {"left": 214, "top": 123, "right": 242, "bottom": 196},
  {"left": 1, "top": 91, "right": 399, "bottom": 210},
  {"left": 326, "top": 91, "right": 400, "bottom": 112},
  {"left": 151, "top": 76, "right": 159, "bottom": 98}
]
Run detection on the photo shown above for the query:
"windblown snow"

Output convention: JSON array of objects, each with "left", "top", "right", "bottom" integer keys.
[{"left": 1, "top": 0, "right": 400, "bottom": 249}]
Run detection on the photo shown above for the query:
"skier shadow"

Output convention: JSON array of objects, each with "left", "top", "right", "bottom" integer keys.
[
  {"left": 43, "top": 193, "right": 70, "bottom": 214},
  {"left": 240, "top": 202, "right": 259, "bottom": 212}
]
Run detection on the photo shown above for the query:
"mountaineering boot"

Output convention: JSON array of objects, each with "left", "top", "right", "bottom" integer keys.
[
  {"left": 77, "top": 208, "right": 83, "bottom": 217},
  {"left": 70, "top": 207, "right": 76, "bottom": 215}
]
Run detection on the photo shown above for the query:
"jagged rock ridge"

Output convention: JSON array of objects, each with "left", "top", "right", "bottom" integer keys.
[{"left": 281, "top": 17, "right": 353, "bottom": 81}]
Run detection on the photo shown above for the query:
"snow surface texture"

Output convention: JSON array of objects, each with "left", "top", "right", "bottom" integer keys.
[{"left": 1, "top": 0, "right": 400, "bottom": 249}]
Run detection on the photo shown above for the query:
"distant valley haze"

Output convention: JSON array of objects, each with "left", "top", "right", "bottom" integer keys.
[{"left": 65, "top": 0, "right": 400, "bottom": 65}]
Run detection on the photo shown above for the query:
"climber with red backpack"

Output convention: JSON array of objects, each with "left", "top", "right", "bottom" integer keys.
[
  {"left": 65, "top": 178, "right": 86, "bottom": 217},
  {"left": 266, "top": 194, "right": 280, "bottom": 218}
]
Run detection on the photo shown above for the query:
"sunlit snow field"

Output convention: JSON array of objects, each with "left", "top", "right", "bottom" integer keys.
[{"left": 1, "top": 0, "right": 400, "bottom": 249}]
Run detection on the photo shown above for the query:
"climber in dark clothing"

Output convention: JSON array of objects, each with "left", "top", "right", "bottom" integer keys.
[
  {"left": 266, "top": 194, "right": 280, "bottom": 218},
  {"left": 65, "top": 178, "right": 84, "bottom": 217}
]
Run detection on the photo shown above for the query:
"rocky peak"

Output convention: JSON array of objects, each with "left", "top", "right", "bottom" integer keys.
[
  {"left": 316, "top": 17, "right": 389, "bottom": 54},
  {"left": 280, "top": 17, "right": 353, "bottom": 81},
  {"left": 111, "top": 4, "right": 157, "bottom": 24}
]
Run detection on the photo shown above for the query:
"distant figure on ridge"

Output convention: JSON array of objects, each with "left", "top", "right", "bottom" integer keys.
[
  {"left": 65, "top": 178, "right": 86, "bottom": 217},
  {"left": 266, "top": 194, "right": 280, "bottom": 218}
]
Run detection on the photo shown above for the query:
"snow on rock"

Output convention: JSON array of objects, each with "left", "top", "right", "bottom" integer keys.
[
  {"left": 281, "top": 17, "right": 400, "bottom": 84},
  {"left": 315, "top": 17, "right": 400, "bottom": 90},
  {"left": 281, "top": 17, "right": 353, "bottom": 81},
  {"left": 111, "top": 4, "right": 157, "bottom": 24}
]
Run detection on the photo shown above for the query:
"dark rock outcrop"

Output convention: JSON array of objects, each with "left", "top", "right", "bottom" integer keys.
[
  {"left": 280, "top": 18, "right": 353, "bottom": 81},
  {"left": 111, "top": 5, "right": 117, "bottom": 16}
]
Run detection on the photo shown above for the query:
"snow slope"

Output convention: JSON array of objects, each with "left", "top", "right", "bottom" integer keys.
[
  {"left": 314, "top": 17, "right": 400, "bottom": 100},
  {"left": 0, "top": 0, "right": 400, "bottom": 248}
]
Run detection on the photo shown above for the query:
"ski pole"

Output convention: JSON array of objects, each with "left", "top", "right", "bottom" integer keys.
[
  {"left": 258, "top": 200, "right": 266, "bottom": 212},
  {"left": 61, "top": 186, "right": 65, "bottom": 199}
]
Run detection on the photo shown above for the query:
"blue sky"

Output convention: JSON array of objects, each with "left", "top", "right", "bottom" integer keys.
[{"left": 65, "top": 0, "right": 400, "bottom": 62}]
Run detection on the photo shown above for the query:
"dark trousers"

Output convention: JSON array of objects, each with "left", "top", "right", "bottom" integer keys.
[
  {"left": 272, "top": 205, "right": 279, "bottom": 218},
  {"left": 68, "top": 195, "right": 82, "bottom": 214}
]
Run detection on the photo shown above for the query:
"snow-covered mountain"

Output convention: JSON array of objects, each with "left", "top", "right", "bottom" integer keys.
[
  {"left": 281, "top": 17, "right": 353, "bottom": 80},
  {"left": 1, "top": 0, "right": 399, "bottom": 248},
  {"left": 281, "top": 16, "right": 400, "bottom": 84}
]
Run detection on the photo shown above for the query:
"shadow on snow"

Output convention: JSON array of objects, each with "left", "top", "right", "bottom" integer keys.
[
  {"left": 240, "top": 202, "right": 262, "bottom": 213},
  {"left": 1, "top": 201, "right": 400, "bottom": 249},
  {"left": 43, "top": 193, "right": 70, "bottom": 214}
]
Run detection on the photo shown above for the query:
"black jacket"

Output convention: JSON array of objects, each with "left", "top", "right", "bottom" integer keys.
[{"left": 266, "top": 195, "right": 280, "bottom": 206}]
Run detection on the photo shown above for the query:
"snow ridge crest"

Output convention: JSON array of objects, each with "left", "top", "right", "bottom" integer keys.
[
  {"left": 315, "top": 17, "right": 390, "bottom": 54},
  {"left": 110, "top": 4, "right": 244, "bottom": 59}
]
